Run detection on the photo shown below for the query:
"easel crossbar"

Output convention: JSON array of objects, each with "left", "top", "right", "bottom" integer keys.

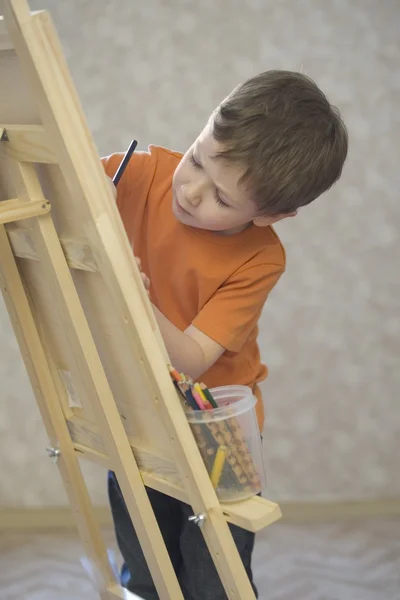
[{"left": 0, "top": 198, "right": 51, "bottom": 224}]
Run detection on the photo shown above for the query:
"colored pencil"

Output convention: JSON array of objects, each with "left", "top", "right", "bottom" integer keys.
[
  {"left": 210, "top": 445, "right": 227, "bottom": 488},
  {"left": 168, "top": 365, "right": 182, "bottom": 383},
  {"left": 200, "top": 383, "right": 218, "bottom": 409},
  {"left": 172, "top": 380, "right": 188, "bottom": 402},
  {"left": 191, "top": 387, "right": 206, "bottom": 410},
  {"left": 181, "top": 373, "right": 194, "bottom": 386},
  {"left": 112, "top": 139, "right": 138, "bottom": 186},
  {"left": 184, "top": 385, "right": 200, "bottom": 411},
  {"left": 193, "top": 383, "right": 212, "bottom": 409}
]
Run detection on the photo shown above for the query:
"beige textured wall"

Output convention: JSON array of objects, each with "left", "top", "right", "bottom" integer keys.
[{"left": 0, "top": 0, "right": 399, "bottom": 507}]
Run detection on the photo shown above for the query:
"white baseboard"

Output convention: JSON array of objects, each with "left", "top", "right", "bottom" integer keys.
[{"left": 0, "top": 499, "right": 399, "bottom": 530}]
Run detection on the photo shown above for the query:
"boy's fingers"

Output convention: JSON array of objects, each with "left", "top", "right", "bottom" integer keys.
[
  {"left": 138, "top": 267, "right": 150, "bottom": 287},
  {"left": 134, "top": 256, "right": 149, "bottom": 289}
]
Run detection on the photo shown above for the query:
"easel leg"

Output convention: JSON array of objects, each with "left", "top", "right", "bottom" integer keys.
[{"left": 0, "top": 225, "right": 118, "bottom": 599}]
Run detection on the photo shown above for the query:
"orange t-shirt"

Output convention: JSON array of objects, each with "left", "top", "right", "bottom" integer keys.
[{"left": 102, "top": 146, "right": 285, "bottom": 430}]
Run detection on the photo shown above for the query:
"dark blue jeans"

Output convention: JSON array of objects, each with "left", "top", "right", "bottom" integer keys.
[{"left": 108, "top": 471, "right": 258, "bottom": 600}]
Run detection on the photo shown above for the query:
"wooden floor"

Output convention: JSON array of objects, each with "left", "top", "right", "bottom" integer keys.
[{"left": 0, "top": 517, "right": 399, "bottom": 599}]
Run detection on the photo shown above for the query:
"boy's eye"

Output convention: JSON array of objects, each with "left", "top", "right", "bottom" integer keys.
[
  {"left": 190, "top": 152, "right": 229, "bottom": 208},
  {"left": 189, "top": 153, "right": 202, "bottom": 169},
  {"left": 214, "top": 189, "right": 229, "bottom": 208}
]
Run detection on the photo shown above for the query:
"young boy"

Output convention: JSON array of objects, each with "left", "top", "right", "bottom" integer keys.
[{"left": 102, "top": 70, "right": 348, "bottom": 600}]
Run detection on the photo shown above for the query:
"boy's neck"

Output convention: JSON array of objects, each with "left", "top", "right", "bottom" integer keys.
[{"left": 209, "top": 222, "right": 254, "bottom": 236}]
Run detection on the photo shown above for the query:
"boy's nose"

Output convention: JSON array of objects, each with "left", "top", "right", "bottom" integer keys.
[{"left": 183, "top": 183, "right": 202, "bottom": 207}]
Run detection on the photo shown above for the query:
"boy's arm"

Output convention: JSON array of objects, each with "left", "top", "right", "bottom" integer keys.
[
  {"left": 152, "top": 260, "right": 285, "bottom": 379},
  {"left": 152, "top": 305, "right": 225, "bottom": 379},
  {"left": 102, "top": 171, "right": 212, "bottom": 374},
  {"left": 102, "top": 156, "right": 224, "bottom": 376}
]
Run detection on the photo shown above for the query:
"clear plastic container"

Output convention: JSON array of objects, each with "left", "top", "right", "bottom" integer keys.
[{"left": 186, "top": 385, "right": 265, "bottom": 502}]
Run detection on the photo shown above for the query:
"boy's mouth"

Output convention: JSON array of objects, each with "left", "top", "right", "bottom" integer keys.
[{"left": 174, "top": 194, "right": 191, "bottom": 216}]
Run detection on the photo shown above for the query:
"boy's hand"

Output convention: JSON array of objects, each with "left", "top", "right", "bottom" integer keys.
[{"left": 135, "top": 257, "right": 151, "bottom": 294}]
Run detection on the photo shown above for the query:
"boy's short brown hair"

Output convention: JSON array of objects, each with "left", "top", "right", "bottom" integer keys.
[{"left": 212, "top": 70, "right": 348, "bottom": 215}]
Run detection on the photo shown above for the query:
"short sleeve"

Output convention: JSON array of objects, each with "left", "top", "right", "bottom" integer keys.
[
  {"left": 101, "top": 148, "right": 156, "bottom": 236},
  {"left": 192, "top": 263, "right": 284, "bottom": 353},
  {"left": 101, "top": 150, "right": 154, "bottom": 198}
]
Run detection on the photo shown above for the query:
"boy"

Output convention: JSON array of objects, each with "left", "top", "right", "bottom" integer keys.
[{"left": 102, "top": 70, "right": 348, "bottom": 600}]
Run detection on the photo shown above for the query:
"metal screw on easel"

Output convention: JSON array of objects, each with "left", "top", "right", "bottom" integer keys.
[
  {"left": 0, "top": 128, "right": 9, "bottom": 142},
  {"left": 46, "top": 446, "right": 61, "bottom": 464},
  {"left": 188, "top": 514, "right": 206, "bottom": 528}
]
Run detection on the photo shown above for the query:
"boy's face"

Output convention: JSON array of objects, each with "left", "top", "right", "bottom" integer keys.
[{"left": 172, "top": 123, "right": 265, "bottom": 235}]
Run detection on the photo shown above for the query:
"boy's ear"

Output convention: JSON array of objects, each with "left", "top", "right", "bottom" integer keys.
[{"left": 253, "top": 210, "right": 298, "bottom": 227}]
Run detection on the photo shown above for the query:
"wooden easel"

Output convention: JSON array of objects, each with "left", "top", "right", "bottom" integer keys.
[{"left": 0, "top": 2, "right": 281, "bottom": 598}]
